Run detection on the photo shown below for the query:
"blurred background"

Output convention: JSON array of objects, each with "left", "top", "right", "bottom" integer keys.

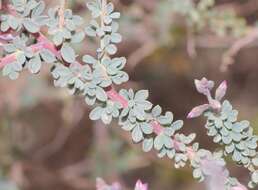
[{"left": 1, "top": 0, "right": 258, "bottom": 189}]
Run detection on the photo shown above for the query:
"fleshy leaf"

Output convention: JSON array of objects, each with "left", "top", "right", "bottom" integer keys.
[
  {"left": 215, "top": 80, "right": 227, "bottom": 101},
  {"left": 134, "top": 180, "right": 148, "bottom": 190},
  {"left": 194, "top": 77, "right": 214, "bottom": 96},
  {"left": 187, "top": 104, "right": 210, "bottom": 119}
]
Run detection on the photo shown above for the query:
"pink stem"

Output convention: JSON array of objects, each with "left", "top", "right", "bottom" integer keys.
[
  {"left": 0, "top": 53, "right": 16, "bottom": 68},
  {"left": 0, "top": 34, "right": 59, "bottom": 68},
  {"left": 151, "top": 120, "right": 164, "bottom": 135},
  {"left": 150, "top": 119, "right": 193, "bottom": 155},
  {"left": 105, "top": 87, "right": 128, "bottom": 108},
  {"left": 0, "top": 33, "right": 15, "bottom": 41},
  {"left": 37, "top": 34, "right": 60, "bottom": 58}
]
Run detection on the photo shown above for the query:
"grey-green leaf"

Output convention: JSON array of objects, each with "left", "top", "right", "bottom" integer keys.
[{"left": 61, "top": 44, "right": 76, "bottom": 63}]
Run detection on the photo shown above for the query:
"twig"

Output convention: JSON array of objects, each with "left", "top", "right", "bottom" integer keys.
[
  {"left": 0, "top": 34, "right": 59, "bottom": 68},
  {"left": 127, "top": 39, "right": 157, "bottom": 69},
  {"left": 221, "top": 28, "right": 258, "bottom": 72},
  {"left": 187, "top": 27, "right": 197, "bottom": 58},
  {"left": 215, "top": 0, "right": 258, "bottom": 17},
  {"left": 58, "top": 0, "right": 66, "bottom": 28},
  {"left": 59, "top": 159, "right": 91, "bottom": 178},
  {"left": 33, "top": 126, "right": 76, "bottom": 160}
]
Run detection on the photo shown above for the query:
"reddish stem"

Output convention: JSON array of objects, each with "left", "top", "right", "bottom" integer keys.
[
  {"left": 105, "top": 87, "right": 128, "bottom": 108},
  {"left": 0, "top": 53, "right": 16, "bottom": 68},
  {"left": 151, "top": 120, "right": 164, "bottom": 135},
  {"left": 0, "top": 34, "right": 59, "bottom": 68},
  {"left": 37, "top": 34, "right": 60, "bottom": 58},
  {"left": 150, "top": 119, "right": 195, "bottom": 159}
]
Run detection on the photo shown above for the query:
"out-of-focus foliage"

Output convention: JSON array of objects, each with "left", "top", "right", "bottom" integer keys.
[{"left": 0, "top": 0, "right": 258, "bottom": 190}]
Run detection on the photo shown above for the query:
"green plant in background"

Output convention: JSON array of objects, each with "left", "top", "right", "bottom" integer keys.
[
  {"left": 170, "top": 0, "right": 247, "bottom": 37},
  {"left": 0, "top": 0, "right": 257, "bottom": 189}
]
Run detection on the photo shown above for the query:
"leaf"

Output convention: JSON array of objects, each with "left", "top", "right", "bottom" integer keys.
[
  {"left": 16, "top": 53, "right": 26, "bottom": 65},
  {"left": 142, "top": 138, "right": 153, "bottom": 152},
  {"left": 135, "top": 90, "right": 149, "bottom": 101},
  {"left": 65, "top": 19, "right": 76, "bottom": 31},
  {"left": 61, "top": 44, "right": 76, "bottom": 63},
  {"left": 82, "top": 55, "right": 97, "bottom": 64},
  {"left": 112, "top": 72, "right": 129, "bottom": 85},
  {"left": 215, "top": 81, "right": 227, "bottom": 101},
  {"left": 193, "top": 168, "right": 202, "bottom": 179},
  {"left": 232, "top": 150, "right": 242, "bottom": 162},
  {"left": 32, "top": 1, "right": 45, "bottom": 16},
  {"left": 8, "top": 16, "right": 19, "bottom": 30},
  {"left": 106, "top": 2, "right": 114, "bottom": 14},
  {"left": 85, "top": 95, "right": 96, "bottom": 106},
  {"left": 85, "top": 26, "right": 96, "bottom": 37},
  {"left": 171, "top": 120, "right": 183, "bottom": 131},
  {"left": 89, "top": 107, "right": 103, "bottom": 121},
  {"left": 140, "top": 123, "right": 153, "bottom": 135},
  {"left": 252, "top": 157, "right": 258, "bottom": 166},
  {"left": 157, "top": 112, "right": 173, "bottom": 125},
  {"left": 3, "top": 63, "right": 19, "bottom": 80},
  {"left": 132, "top": 125, "right": 143, "bottom": 143},
  {"left": 8, "top": 71, "right": 19, "bottom": 80},
  {"left": 71, "top": 31, "right": 85, "bottom": 43},
  {"left": 152, "top": 105, "right": 162, "bottom": 117},
  {"left": 154, "top": 134, "right": 164, "bottom": 150},
  {"left": 110, "top": 12, "right": 120, "bottom": 19},
  {"left": 96, "top": 87, "right": 108, "bottom": 102},
  {"left": 225, "top": 144, "right": 234, "bottom": 154},
  {"left": 1, "top": 21, "right": 10, "bottom": 32},
  {"left": 28, "top": 55, "right": 42, "bottom": 74},
  {"left": 221, "top": 135, "right": 232, "bottom": 145},
  {"left": 101, "top": 112, "right": 112, "bottom": 124},
  {"left": 53, "top": 32, "right": 64, "bottom": 46},
  {"left": 252, "top": 171, "right": 258, "bottom": 183},
  {"left": 87, "top": 2, "right": 101, "bottom": 18},
  {"left": 40, "top": 49, "right": 56, "bottom": 63},
  {"left": 187, "top": 104, "right": 210, "bottom": 119},
  {"left": 23, "top": 19, "right": 40, "bottom": 33},
  {"left": 133, "top": 106, "right": 147, "bottom": 121},
  {"left": 106, "top": 44, "right": 117, "bottom": 55}
]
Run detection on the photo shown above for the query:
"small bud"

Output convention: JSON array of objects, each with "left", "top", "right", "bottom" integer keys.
[
  {"left": 135, "top": 180, "right": 148, "bottom": 190},
  {"left": 96, "top": 178, "right": 121, "bottom": 190},
  {"left": 208, "top": 98, "right": 221, "bottom": 110},
  {"left": 201, "top": 158, "right": 229, "bottom": 190},
  {"left": 187, "top": 104, "right": 210, "bottom": 119},
  {"left": 231, "top": 184, "right": 248, "bottom": 190},
  {"left": 0, "top": 33, "right": 15, "bottom": 41},
  {"left": 215, "top": 80, "right": 227, "bottom": 101},
  {"left": 194, "top": 78, "right": 214, "bottom": 96}
]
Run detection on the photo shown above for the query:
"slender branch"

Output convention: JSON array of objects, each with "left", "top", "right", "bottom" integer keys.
[
  {"left": 221, "top": 28, "right": 258, "bottom": 71},
  {"left": 58, "top": 0, "right": 66, "bottom": 28},
  {"left": 127, "top": 39, "right": 157, "bottom": 70},
  {"left": 0, "top": 34, "right": 59, "bottom": 69},
  {"left": 100, "top": 0, "right": 107, "bottom": 59},
  {"left": 187, "top": 27, "right": 197, "bottom": 58}
]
